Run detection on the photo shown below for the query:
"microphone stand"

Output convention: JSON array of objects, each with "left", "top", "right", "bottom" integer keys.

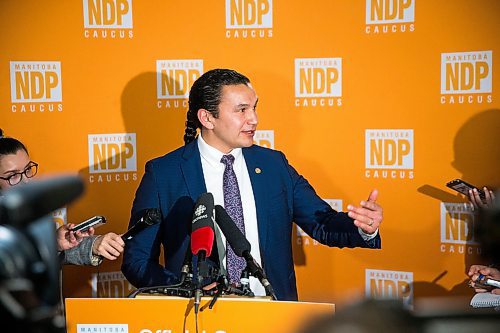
[
  {"left": 127, "top": 279, "right": 196, "bottom": 298},
  {"left": 203, "top": 275, "right": 228, "bottom": 311},
  {"left": 244, "top": 255, "right": 277, "bottom": 300},
  {"left": 128, "top": 249, "right": 195, "bottom": 299},
  {"left": 194, "top": 251, "right": 208, "bottom": 314},
  {"left": 240, "top": 268, "right": 255, "bottom": 297}
]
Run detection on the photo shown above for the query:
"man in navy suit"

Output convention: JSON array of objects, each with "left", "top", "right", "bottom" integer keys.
[{"left": 121, "top": 69, "right": 383, "bottom": 301}]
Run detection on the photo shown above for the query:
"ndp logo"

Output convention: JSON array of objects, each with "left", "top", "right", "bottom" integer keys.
[
  {"left": 440, "top": 202, "right": 481, "bottom": 255},
  {"left": 440, "top": 51, "right": 493, "bottom": 104},
  {"left": 10, "top": 61, "right": 63, "bottom": 113},
  {"left": 77, "top": 324, "right": 128, "bottom": 332},
  {"left": 88, "top": 133, "right": 138, "bottom": 183},
  {"left": 365, "top": 0, "right": 415, "bottom": 34},
  {"left": 296, "top": 199, "right": 342, "bottom": 246},
  {"left": 83, "top": 0, "right": 133, "bottom": 39},
  {"left": 366, "top": 269, "right": 413, "bottom": 309},
  {"left": 156, "top": 60, "right": 203, "bottom": 110},
  {"left": 365, "top": 129, "right": 414, "bottom": 179},
  {"left": 92, "top": 271, "right": 134, "bottom": 298},
  {"left": 253, "top": 130, "right": 274, "bottom": 149},
  {"left": 225, "top": 0, "right": 273, "bottom": 38},
  {"left": 295, "top": 58, "right": 342, "bottom": 108}
]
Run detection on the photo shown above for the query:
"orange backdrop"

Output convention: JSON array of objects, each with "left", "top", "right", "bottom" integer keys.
[{"left": 1, "top": 0, "right": 499, "bottom": 309}]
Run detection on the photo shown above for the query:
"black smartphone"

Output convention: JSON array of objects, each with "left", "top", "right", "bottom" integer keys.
[
  {"left": 446, "top": 179, "right": 486, "bottom": 199},
  {"left": 70, "top": 215, "right": 106, "bottom": 232}
]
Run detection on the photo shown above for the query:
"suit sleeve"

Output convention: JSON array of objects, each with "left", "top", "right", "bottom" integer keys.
[
  {"left": 121, "top": 160, "right": 179, "bottom": 288},
  {"left": 282, "top": 153, "right": 381, "bottom": 249}
]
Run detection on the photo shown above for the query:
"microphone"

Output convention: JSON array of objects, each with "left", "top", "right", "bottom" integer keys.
[
  {"left": 214, "top": 204, "right": 277, "bottom": 300},
  {"left": 191, "top": 193, "right": 215, "bottom": 266},
  {"left": 190, "top": 193, "right": 215, "bottom": 314},
  {"left": 0, "top": 175, "right": 84, "bottom": 227},
  {"left": 122, "top": 208, "right": 161, "bottom": 241}
]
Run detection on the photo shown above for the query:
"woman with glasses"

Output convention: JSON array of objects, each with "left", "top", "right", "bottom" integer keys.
[{"left": 0, "top": 129, "right": 124, "bottom": 265}]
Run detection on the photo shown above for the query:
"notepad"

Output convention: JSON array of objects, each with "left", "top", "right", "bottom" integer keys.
[{"left": 470, "top": 292, "right": 500, "bottom": 308}]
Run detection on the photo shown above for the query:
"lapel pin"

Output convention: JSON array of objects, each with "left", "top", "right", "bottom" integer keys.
[{"left": 255, "top": 168, "right": 261, "bottom": 174}]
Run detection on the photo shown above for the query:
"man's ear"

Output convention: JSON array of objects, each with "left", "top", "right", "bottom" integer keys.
[{"left": 198, "top": 109, "right": 214, "bottom": 130}]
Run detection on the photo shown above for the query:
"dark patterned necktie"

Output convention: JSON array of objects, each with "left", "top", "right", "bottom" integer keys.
[{"left": 221, "top": 154, "right": 246, "bottom": 284}]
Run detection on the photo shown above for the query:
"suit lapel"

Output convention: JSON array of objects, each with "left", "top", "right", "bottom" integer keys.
[
  {"left": 243, "top": 146, "right": 269, "bottom": 255},
  {"left": 180, "top": 140, "right": 207, "bottom": 200}
]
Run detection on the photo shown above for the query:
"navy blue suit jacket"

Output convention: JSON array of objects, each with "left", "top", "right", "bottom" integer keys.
[{"left": 121, "top": 140, "right": 381, "bottom": 301}]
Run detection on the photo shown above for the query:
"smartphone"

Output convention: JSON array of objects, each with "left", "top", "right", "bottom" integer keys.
[
  {"left": 446, "top": 179, "right": 486, "bottom": 199},
  {"left": 70, "top": 215, "right": 106, "bottom": 232}
]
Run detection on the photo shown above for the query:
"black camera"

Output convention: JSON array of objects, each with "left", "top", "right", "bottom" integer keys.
[{"left": 0, "top": 175, "right": 84, "bottom": 332}]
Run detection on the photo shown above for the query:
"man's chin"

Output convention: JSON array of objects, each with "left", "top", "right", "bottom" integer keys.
[{"left": 241, "top": 140, "right": 254, "bottom": 148}]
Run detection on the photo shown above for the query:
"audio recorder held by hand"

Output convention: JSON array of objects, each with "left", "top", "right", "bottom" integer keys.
[{"left": 70, "top": 215, "right": 106, "bottom": 233}]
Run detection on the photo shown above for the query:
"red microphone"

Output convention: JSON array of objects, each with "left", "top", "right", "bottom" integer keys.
[
  {"left": 190, "top": 192, "right": 215, "bottom": 314},
  {"left": 190, "top": 193, "right": 215, "bottom": 258}
]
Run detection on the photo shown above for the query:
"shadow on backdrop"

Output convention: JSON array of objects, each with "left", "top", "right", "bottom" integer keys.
[
  {"left": 66, "top": 72, "right": 185, "bottom": 297},
  {"left": 414, "top": 109, "right": 500, "bottom": 300}
]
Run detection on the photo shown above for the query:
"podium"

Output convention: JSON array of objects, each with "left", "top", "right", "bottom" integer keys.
[{"left": 65, "top": 296, "right": 335, "bottom": 332}]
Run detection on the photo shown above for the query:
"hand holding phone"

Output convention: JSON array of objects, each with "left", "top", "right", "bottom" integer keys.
[
  {"left": 70, "top": 215, "right": 106, "bottom": 232},
  {"left": 446, "top": 179, "right": 486, "bottom": 199}
]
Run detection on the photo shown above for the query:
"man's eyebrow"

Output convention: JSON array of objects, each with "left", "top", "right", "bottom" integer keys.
[{"left": 235, "top": 98, "right": 258, "bottom": 108}]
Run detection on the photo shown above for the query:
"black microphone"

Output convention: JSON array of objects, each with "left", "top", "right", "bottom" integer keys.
[
  {"left": 0, "top": 175, "right": 84, "bottom": 227},
  {"left": 122, "top": 208, "right": 161, "bottom": 241},
  {"left": 190, "top": 193, "right": 215, "bottom": 314},
  {"left": 214, "top": 205, "right": 277, "bottom": 300}
]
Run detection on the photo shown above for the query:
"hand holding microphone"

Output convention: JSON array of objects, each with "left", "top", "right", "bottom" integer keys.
[
  {"left": 92, "top": 232, "right": 125, "bottom": 261},
  {"left": 88, "top": 208, "right": 160, "bottom": 262}
]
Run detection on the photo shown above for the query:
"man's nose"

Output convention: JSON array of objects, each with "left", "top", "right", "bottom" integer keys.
[{"left": 247, "top": 109, "right": 258, "bottom": 125}]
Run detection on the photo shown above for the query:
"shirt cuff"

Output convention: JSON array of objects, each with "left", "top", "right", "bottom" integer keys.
[{"left": 358, "top": 227, "right": 379, "bottom": 241}]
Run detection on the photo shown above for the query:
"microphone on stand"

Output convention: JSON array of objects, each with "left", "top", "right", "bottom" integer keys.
[
  {"left": 122, "top": 208, "right": 161, "bottom": 241},
  {"left": 214, "top": 205, "right": 277, "bottom": 300},
  {"left": 190, "top": 193, "right": 216, "bottom": 314}
]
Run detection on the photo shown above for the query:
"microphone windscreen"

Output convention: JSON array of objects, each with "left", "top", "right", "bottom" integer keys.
[
  {"left": 214, "top": 204, "right": 251, "bottom": 257},
  {"left": 0, "top": 175, "right": 84, "bottom": 228},
  {"left": 122, "top": 208, "right": 161, "bottom": 240},
  {"left": 191, "top": 225, "right": 215, "bottom": 256},
  {"left": 143, "top": 208, "right": 161, "bottom": 226}
]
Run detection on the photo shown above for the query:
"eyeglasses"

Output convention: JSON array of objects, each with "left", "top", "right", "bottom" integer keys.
[{"left": 0, "top": 161, "right": 38, "bottom": 186}]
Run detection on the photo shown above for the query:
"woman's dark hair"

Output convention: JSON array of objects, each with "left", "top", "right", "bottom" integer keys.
[
  {"left": 183, "top": 69, "right": 250, "bottom": 144},
  {"left": 0, "top": 129, "right": 29, "bottom": 156}
]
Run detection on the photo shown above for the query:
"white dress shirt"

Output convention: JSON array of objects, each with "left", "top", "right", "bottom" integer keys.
[{"left": 197, "top": 134, "right": 266, "bottom": 296}]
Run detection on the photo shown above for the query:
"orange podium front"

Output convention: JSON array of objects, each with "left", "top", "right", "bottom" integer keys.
[{"left": 65, "top": 296, "right": 335, "bottom": 332}]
